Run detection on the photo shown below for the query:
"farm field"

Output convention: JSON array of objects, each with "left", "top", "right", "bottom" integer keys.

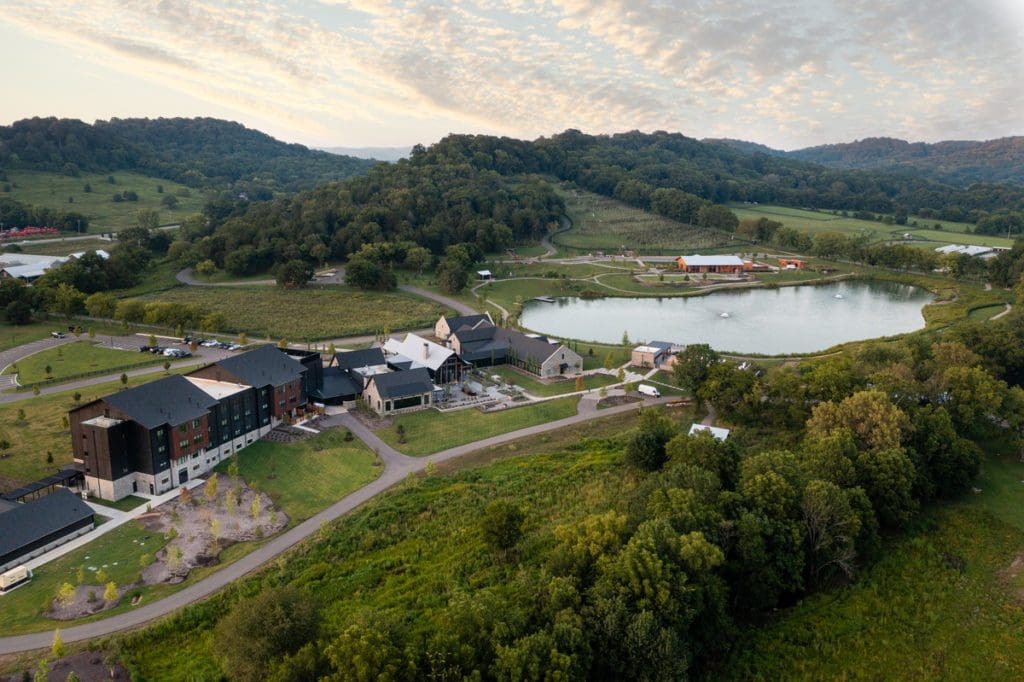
[
  {"left": 721, "top": 449, "right": 1024, "bottom": 679},
  {"left": 140, "top": 285, "right": 447, "bottom": 341},
  {"left": 376, "top": 395, "right": 580, "bottom": 455},
  {"left": 1, "top": 170, "right": 207, "bottom": 231},
  {"left": 0, "top": 369, "right": 194, "bottom": 488},
  {"left": 555, "top": 187, "right": 736, "bottom": 254},
  {"left": 5, "top": 237, "right": 113, "bottom": 256},
  {"left": 486, "top": 365, "right": 617, "bottom": 397},
  {"left": 5, "top": 340, "right": 174, "bottom": 385},
  {"left": 730, "top": 203, "right": 1015, "bottom": 249},
  {"left": 216, "top": 429, "right": 381, "bottom": 522}
]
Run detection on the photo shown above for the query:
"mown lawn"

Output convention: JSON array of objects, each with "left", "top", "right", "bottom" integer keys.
[
  {"left": 6, "top": 341, "right": 172, "bottom": 384},
  {"left": 486, "top": 365, "right": 617, "bottom": 397},
  {"left": 0, "top": 321, "right": 126, "bottom": 354},
  {"left": 1, "top": 170, "right": 207, "bottom": 232},
  {"left": 377, "top": 396, "right": 580, "bottom": 456},
  {"left": 86, "top": 494, "right": 150, "bottom": 513},
  {"left": 216, "top": 429, "right": 382, "bottom": 522},
  {"left": 140, "top": 285, "right": 447, "bottom": 340}
]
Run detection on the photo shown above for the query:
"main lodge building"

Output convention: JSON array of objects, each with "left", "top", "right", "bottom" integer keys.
[{"left": 70, "top": 345, "right": 310, "bottom": 500}]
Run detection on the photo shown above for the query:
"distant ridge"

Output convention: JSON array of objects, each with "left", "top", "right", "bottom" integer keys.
[
  {"left": 710, "top": 135, "right": 1024, "bottom": 186},
  {"left": 322, "top": 146, "right": 412, "bottom": 162}
]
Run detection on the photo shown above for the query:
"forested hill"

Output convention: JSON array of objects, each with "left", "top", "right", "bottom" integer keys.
[
  {"left": 0, "top": 117, "right": 376, "bottom": 191},
  {"left": 714, "top": 135, "right": 1024, "bottom": 186}
]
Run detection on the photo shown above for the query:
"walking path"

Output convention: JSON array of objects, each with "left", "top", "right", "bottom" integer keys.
[{"left": 0, "top": 394, "right": 670, "bottom": 654}]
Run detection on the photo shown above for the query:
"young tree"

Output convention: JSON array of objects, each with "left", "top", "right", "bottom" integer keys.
[
  {"left": 603, "top": 352, "right": 615, "bottom": 371},
  {"left": 57, "top": 582, "right": 76, "bottom": 607},
  {"left": 225, "top": 488, "right": 238, "bottom": 516},
  {"left": 251, "top": 495, "right": 261, "bottom": 521},
  {"left": 51, "top": 629, "right": 65, "bottom": 659},
  {"left": 119, "top": 373, "right": 128, "bottom": 386},
  {"left": 103, "top": 581, "right": 118, "bottom": 602},
  {"left": 205, "top": 473, "right": 219, "bottom": 501}
]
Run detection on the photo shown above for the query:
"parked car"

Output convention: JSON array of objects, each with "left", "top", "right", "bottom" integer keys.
[
  {"left": 50, "top": 331, "right": 66, "bottom": 339},
  {"left": 228, "top": 344, "right": 242, "bottom": 351},
  {"left": 139, "top": 345, "right": 151, "bottom": 352},
  {"left": 638, "top": 384, "right": 661, "bottom": 398}
]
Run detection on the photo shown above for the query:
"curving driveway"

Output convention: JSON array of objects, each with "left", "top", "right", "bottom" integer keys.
[{"left": 0, "top": 395, "right": 669, "bottom": 654}]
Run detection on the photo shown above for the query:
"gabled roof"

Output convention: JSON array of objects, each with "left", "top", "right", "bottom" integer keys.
[
  {"left": 312, "top": 367, "right": 363, "bottom": 400},
  {"left": 443, "top": 313, "right": 492, "bottom": 332},
  {"left": 677, "top": 255, "right": 745, "bottom": 266},
  {"left": 1, "top": 263, "right": 52, "bottom": 279},
  {"left": 103, "top": 375, "right": 216, "bottom": 429},
  {"left": 495, "top": 328, "right": 565, "bottom": 365},
  {"left": 383, "top": 334, "right": 454, "bottom": 372},
  {"left": 0, "top": 489, "right": 94, "bottom": 561},
  {"left": 368, "top": 367, "right": 434, "bottom": 399},
  {"left": 212, "top": 345, "right": 305, "bottom": 387},
  {"left": 334, "top": 347, "right": 386, "bottom": 370},
  {"left": 452, "top": 324, "right": 500, "bottom": 344},
  {"left": 935, "top": 244, "right": 993, "bottom": 256}
]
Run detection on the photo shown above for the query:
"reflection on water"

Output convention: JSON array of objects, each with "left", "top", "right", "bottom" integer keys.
[{"left": 521, "top": 280, "right": 933, "bottom": 354}]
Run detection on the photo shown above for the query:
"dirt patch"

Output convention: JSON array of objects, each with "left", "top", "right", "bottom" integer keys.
[
  {"left": 3, "top": 651, "right": 129, "bottom": 681},
  {"left": 597, "top": 395, "right": 641, "bottom": 409},
  {"left": 999, "top": 553, "right": 1024, "bottom": 603},
  {"left": 138, "top": 476, "right": 287, "bottom": 585},
  {"left": 351, "top": 408, "right": 393, "bottom": 430}
]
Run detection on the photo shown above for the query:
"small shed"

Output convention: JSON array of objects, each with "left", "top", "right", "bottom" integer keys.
[{"left": 477, "top": 270, "right": 493, "bottom": 281}]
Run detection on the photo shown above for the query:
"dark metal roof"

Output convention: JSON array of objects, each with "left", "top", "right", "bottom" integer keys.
[
  {"left": 213, "top": 345, "right": 305, "bottom": 388},
  {"left": 495, "top": 328, "right": 565, "bottom": 365},
  {"left": 452, "top": 325, "right": 499, "bottom": 344},
  {"left": 648, "top": 341, "right": 673, "bottom": 350},
  {"left": 333, "top": 348, "right": 386, "bottom": 370},
  {"left": 2, "top": 467, "right": 84, "bottom": 502},
  {"left": 104, "top": 375, "right": 216, "bottom": 429},
  {"left": 0, "top": 488, "right": 93, "bottom": 561},
  {"left": 445, "top": 314, "right": 492, "bottom": 333},
  {"left": 369, "top": 368, "right": 434, "bottom": 399},
  {"left": 311, "top": 368, "right": 363, "bottom": 400}
]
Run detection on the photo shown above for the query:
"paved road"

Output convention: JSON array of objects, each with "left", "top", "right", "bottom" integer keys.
[{"left": 0, "top": 394, "right": 670, "bottom": 654}]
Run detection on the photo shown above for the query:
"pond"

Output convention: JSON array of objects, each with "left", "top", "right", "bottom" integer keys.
[{"left": 519, "top": 280, "right": 934, "bottom": 354}]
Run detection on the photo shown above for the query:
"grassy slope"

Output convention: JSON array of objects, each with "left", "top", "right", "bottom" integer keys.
[
  {"left": 140, "top": 285, "right": 447, "bottom": 340},
  {"left": 215, "top": 430, "right": 382, "bottom": 522},
  {"left": 377, "top": 396, "right": 581, "bottom": 456},
  {"left": 4, "top": 238, "right": 113, "bottom": 256},
  {"left": 6, "top": 340, "right": 173, "bottom": 384},
  {"left": 555, "top": 187, "right": 735, "bottom": 254},
  {"left": 1, "top": 170, "right": 206, "bottom": 231}
]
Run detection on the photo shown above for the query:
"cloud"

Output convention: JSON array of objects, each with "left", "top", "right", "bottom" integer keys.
[{"left": 1, "top": 0, "right": 1022, "bottom": 147}]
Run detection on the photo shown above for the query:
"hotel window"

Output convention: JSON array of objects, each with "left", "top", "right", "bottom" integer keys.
[
  {"left": 179, "top": 439, "right": 188, "bottom": 449},
  {"left": 179, "top": 425, "right": 187, "bottom": 433},
  {"left": 192, "top": 419, "right": 201, "bottom": 428}
]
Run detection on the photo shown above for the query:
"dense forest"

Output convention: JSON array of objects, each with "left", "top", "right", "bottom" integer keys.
[
  {"left": 715, "top": 135, "right": 1024, "bottom": 187},
  {"left": 117, "top": 308, "right": 1024, "bottom": 679},
  {"left": 0, "top": 117, "right": 375, "bottom": 192},
  {"left": 173, "top": 130, "right": 1024, "bottom": 285}
]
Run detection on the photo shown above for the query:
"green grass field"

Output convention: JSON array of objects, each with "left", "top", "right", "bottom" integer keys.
[
  {"left": 0, "top": 322, "right": 126, "bottom": 353},
  {"left": 730, "top": 204, "right": 1015, "bottom": 249},
  {"left": 5, "top": 237, "right": 113, "bottom": 257},
  {"left": 6, "top": 341, "right": 174, "bottom": 385},
  {"left": 486, "top": 366, "right": 617, "bottom": 396},
  {"left": 556, "top": 187, "right": 736, "bottom": 254},
  {"left": 140, "top": 285, "right": 447, "bottom": 340},
  {"left": 377, "top": 396, "right": 580, "bottom": 455},
  {"left": 216, "top": 430, "right": 381, "bottom": 522},
  {"left": 1, "top": 170, "right": 207, "bottom": 232},
  {"left": 86, "top": 494, "right": 150, "bottom": 512}
]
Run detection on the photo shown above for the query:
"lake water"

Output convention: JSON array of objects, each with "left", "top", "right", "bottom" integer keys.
[{"left": 519, "top": 280, "right": 933, "bottom": 354}]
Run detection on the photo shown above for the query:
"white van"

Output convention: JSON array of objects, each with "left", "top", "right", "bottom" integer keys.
[{"left": 638, "top": 384, "right": 661, "bottom": 398}]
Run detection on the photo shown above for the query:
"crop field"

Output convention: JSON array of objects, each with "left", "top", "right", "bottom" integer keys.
[
  {"left": 376, "top": 396, "right": 580, "bottom": 455},
  {"left": 6, "top": 340, "right": 173, "bottom": 384},
  {"left": 555, "top": 188, "right": 736, "bottom": 254},
  {"left": 140, "top": 285, "right": 447, "bottom": 340},
  {"left": 217, "top": 430, "right": 381, "bottom": 522},
  {"left": 1, "top": 170, "right": 207, "bottom": 231},
  {"left": 7, "top": 237, "right": 113, "bottom": 256}
]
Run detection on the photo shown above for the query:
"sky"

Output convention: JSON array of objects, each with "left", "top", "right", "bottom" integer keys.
[{"left": 2, "top": 0, "right": 1024, "bottom": 150}]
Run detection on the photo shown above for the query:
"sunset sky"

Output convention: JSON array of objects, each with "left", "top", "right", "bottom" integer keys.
[{"left": 3, "top": 0, "right": 1023, "bottom": 150}]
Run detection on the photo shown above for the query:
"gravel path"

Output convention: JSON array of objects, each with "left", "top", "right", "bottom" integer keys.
[{"left": 0, "top": 394, "right": 669, "bottom": 654}]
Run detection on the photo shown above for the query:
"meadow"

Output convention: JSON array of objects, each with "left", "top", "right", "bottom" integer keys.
[
  {"left": 1, "top": 170, "right": 207, "bottom": 231},
  {"left": 554, "top": 187, "right": 736, "bottom": 254},
  {"left": 140, "top": 285, "right": 447, "bottom": 340}
]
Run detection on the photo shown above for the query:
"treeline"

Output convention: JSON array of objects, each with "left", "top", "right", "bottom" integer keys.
[
  {"left": 0, "top": 226, "right": 168, "bottom": 325},
  {"left": 170, "top": 159, "right": 564, "bottom": 290},
  {"left": 118, "top": 320, "right": 1023, "bottom": 680},
  {"left": 0, "top": 117, "right": 375, "bottom": 192},
  {"left": 0, "top": 196, "right": 89, "bottom": 231}
]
